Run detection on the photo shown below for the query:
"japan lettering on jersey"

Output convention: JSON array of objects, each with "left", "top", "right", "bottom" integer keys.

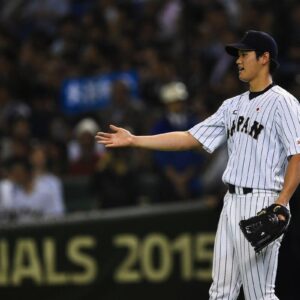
[{"left": 189, "top": 85, "right": 300, "bottom": 191}]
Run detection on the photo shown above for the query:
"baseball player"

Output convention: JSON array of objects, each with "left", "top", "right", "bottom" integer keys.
[{"left": 95, "top": 30, "right": 300, "bottom": 299}]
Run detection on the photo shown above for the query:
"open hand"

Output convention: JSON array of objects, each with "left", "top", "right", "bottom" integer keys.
[{"left": 95, "top": 125, "right": 134, "bottom": 148}]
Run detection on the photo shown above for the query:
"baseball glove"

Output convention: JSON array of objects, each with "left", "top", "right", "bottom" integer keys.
[{"left": 239, "top": 204, "right": 290, "bottom": 253}]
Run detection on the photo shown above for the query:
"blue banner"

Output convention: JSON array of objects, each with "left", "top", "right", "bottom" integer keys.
[{"left": 61, "top": 70, "right": 139, "bottom": 115}]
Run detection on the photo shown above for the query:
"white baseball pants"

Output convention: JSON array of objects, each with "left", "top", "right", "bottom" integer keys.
[{"left": 209, "top": 191, "right": 283, "bottom": 300}]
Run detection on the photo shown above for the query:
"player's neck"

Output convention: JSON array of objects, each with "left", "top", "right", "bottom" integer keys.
[{"left": 249, "top": 74, "right": 273, "bottom": 92}]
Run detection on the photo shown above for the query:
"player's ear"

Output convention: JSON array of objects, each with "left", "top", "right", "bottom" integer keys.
[{"left": 260, "top": 52, "right": 271, "bottom": 66}]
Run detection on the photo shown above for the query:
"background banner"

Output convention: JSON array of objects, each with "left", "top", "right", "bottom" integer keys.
[
  {"left": 0, "top": 203, "right": 219, "bottom": 300},
  {"left": 61, "top": 70, "right": 139, "bottom": 115}
]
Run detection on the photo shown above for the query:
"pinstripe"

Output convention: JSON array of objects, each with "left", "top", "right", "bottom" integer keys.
[
  {"left": 191, "top": 106, "right": 225, "bottom": 138},
  {"left": 209, "top": 208, "right": 225, "bottom": 299},
  {"left": 244, "top": 134, "right": 255, "bottom": 187},
  {"left": 247, "top": 196, "right": 259, "bottom": 300},
  {"left": 232, "top": 279, "right": 241, "bottom": 299},
  {"left": 254, "top": 196, "right": 265, "bottom": 298},
  {"left": 269, "top": 251, "right": 277, "bottom": 299},
  {"left": 200, "top": 84, "right": 298, "bottom": 300},
  {"left": 253, "top": 196, "right": 265, "bottom": 298},
  {"left": 262, "top": 196, "right": 269, "bottom": 264},
  {"left": 205, "top": 127, "right": 226, "bottom": 149},
  {"left": 225, "top": 98, "right": 253, "bottom": 184},
  {"left": 279, "top": 99, "right": 299, "bottom": 135},
  {"left": 270, "top": 243, "right": 279, "bottom": 297},
  {"left": 264, "top": 243, "right": 274, "bottom": 295},
  {"left": 215, "top": 212, "right": 224, "bottom": 298},
  {"left": 211, "top": 225, "right": 218, "bottom": 299},
  {"left": 269, "top": 124, "right": 281, "bottom": 190},
  {"left": 248, "top": 98, "right": 263, "bottom": 188},
  {"left": 251, "top": 94, "right": 275, "bottom": 188},
  {"left": 262, "top": 196, "right": 279, "bottom": 299},
  {"left": 257, "top": 96, "right": 278, "bottom": 188},
  {"left": 228, "top": 247, "right": 236, "bottom": 297},
  {"left": 221, "top": 212, "right": 228, "bottom": 298},
  {"left": 236, "top": 95, "right": 270, "bottom": 186},
  {"left": 234, "top": 193, "right": 243, "bottom": 299},
  {"left": 274, "top": 119, "right": 290, "bottom": 153},
  {"left": 190, "top": 86, "right": 300, "bottom": 190},
  {"left": 191, "top": 87, "right": 300, "bottom": 190},
  {"left": 233, "top": 193, "right": 243, "bottom": 299},
  {"left": 210, "top": 192, "right": 281, "bottom": 299},
  {"left": 228, "top": 195, "right": 241, "bottom": 299},
  {"left": 240, "top": 197, "right": 251, "bottom": 300},
  {"left": 197, "top": 126, "right": 223, "bottom": 144},
  {"left": 229, "top": 95, "right": 261, "bottom": 182},
  {"left": 239, "top": 196, "right": 249, "bottom": 300},
  {"left": 262, "top": 246, "right": 268, "bottom": 273},
  {"left": 246, "top": 196, "right": 259, "bottom": 300},
  {"left": 227, "top": 197, "right": 235, "bottom": 297},
  {"left": 272, "top": 147, "right": 285, "bottom": 183},
  {"left": 277, "top": 101, "right": 299, "bottom": 153},
  {"left": 243, "top": 197, "right": 256, "bottom": 300},
  {"left": 277, "top": 101, "right": 296, "bottom": 146}
]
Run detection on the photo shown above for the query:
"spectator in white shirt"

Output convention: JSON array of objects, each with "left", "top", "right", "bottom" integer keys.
[
  {"left": 30, "top": 143, "right": 65, "bottom": 215},
  {"left": 0, "top": 157, "right": 64, "bottom": 223}
]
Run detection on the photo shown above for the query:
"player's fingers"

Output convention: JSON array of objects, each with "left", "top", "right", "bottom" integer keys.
[
  {"left": 96, "top": 138, "right": 111, "bottom": 144},
  {"left": 109, "top": 124, "right": 120, "bottom": 132},
  {"left": 95, "top": 135, "right": 109, "bottom": 141},
  {"left": 97, "top": 137, "right": 111, "bottom": 142},
  {"left": 96, "top": 132, "right": 111, "bottom": 138},
  {"left": 99, "top": 141, "right": 114, "bottom": 146}
]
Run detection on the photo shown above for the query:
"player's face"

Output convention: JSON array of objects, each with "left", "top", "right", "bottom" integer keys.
[{"left": 236, "top": 50, "right": 262, "bottom": 83}]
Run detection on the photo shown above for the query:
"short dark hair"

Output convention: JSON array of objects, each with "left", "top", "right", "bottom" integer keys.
[{"left": 255, "top": 50, "right": 277, "bottom": 74}]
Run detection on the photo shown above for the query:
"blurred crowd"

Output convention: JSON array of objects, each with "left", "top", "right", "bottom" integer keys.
[{"left": 0, "top": 0, "right": 299, "bottom": 222}]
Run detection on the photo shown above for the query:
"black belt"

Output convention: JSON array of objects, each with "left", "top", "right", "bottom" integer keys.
[{"left": 228, "top": 184, "right": 253, "bottom": 195}]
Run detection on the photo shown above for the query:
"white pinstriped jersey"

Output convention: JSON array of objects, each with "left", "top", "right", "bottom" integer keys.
[{"left": 189, "top": 85, "right": 300, "bottom": 191}]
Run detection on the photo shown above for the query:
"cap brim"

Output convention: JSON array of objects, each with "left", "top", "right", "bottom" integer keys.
[{"left": 225, "top": 43, "right": 256, "bottom": 57}]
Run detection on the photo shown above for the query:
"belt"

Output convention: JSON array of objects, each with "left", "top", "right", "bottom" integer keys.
[{"left": 228, "top": 184, "right": 253, "bottom": 195}]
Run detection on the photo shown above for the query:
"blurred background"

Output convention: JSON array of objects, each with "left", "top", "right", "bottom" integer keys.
[{"left": 0, "top": 0, "right": 299, "bottom": 299}]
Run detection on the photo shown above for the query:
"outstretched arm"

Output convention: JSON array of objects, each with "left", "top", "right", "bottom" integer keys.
[{"left": 95, "top": 125, "right": 201, "bottom": 151}]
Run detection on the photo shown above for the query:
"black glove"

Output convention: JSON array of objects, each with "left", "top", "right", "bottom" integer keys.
[{"left": 239, "top": 204, "right": 291, "bottom": 253}]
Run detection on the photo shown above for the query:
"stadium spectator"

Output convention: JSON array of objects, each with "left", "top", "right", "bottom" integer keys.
[
  {"left": 91, "top": 148, "right": 138, "bottom": 209},
  {"left": 0, "top": 117, "right": 32, "bottom": 164},
  {"left": 150, "top": 81, "right": 205, "bottom": 201},
  {"left": 0, "top": 0, "right": 298, "bottom": 214},
  {"left": 67, "top": 118, "right": 104, "bottom": 176},
  {"left": 30, "top": 143, "right": 65, "bottom": 215},
  {"left": 0, "top": 157, "right": 64, "bottom": 223},
  {"left": 98, "top": 80, "right": 147, "bottom": 134},
  {"left": 0, "top": 1, "right": 298, "bottom": 297}
]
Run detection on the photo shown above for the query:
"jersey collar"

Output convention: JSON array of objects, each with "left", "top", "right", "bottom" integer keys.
[{"left": 249, "top": 83, "right": 275, "bottom": 100}]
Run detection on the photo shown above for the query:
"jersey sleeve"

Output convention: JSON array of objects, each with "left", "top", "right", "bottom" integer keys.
[
  {"left": 188, "top": 100, "right": 228, "bottom": 153},
  {"left": 275, "top": 96, "right": 300, "bottom": 156}
]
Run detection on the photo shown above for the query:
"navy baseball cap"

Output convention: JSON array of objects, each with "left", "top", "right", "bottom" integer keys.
[{"left": 225, "top": 30, "right": 279, "bottom": 69}]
